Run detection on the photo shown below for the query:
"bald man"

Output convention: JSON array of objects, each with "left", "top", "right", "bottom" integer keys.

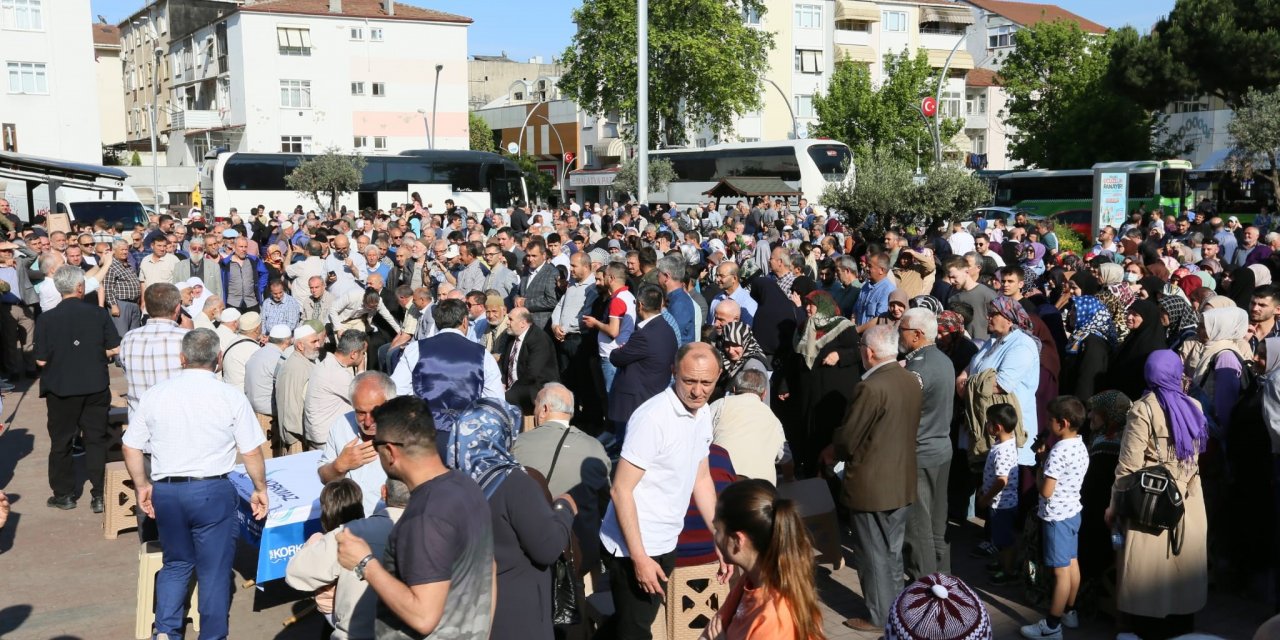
[
  {"left": 708, "top": 261, "right": 757, "bottom": 324},
  {"left": 712, "top": 299, "right": 741, "bottom": 329}
]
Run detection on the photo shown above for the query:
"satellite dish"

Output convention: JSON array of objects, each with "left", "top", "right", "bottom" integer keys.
[{"left": 506, "top": 142, "right": 519, "bottom": 154}]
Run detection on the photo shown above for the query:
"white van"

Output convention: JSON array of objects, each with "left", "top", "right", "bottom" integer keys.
[{"left": 3, "top": 183, "right": 150, "bottom": 229}]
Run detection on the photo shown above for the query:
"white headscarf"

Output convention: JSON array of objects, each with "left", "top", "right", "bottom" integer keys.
[
  {"left": 1191, "top": 306, "right": 1250, "bottom": 382},
  {"left": 184, "top": 277, "right": 211, "bottom": 317}
]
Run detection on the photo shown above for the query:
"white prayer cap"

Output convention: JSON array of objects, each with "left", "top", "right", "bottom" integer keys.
[
  {"left": 269, "top": 324, "right": 292, "bottom": 340},
  {"left": 293, "top": 325, "right": 317, "bottom": 340},
  {"left": 219, "top": 308, "right": 242, "bottom": 323}
]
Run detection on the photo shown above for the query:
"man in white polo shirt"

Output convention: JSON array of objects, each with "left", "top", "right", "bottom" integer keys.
[{"left": 598, "top": 342, "right": 727, "bottom": 639}]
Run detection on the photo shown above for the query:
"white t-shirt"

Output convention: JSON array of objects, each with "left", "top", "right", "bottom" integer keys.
[
  {"left": 983, "top": 438, "right": 1019, "bottom": 510},
  {"left": 597, "top": 287, "right": 636, "bottom": 358},
  {"left": 1038, "top": 436, "right": 1088, "bottom": 521},
  {"left": 600, "top": 387, "right": 713, "bottom": 557}
]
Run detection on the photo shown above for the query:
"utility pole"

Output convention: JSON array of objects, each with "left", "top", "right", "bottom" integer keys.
[{"left": 637, "top": 0, "right": 649, "bottom": 204}]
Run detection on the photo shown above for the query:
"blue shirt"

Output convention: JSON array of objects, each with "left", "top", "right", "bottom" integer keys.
[
  {"left": 967, "top": 328, "right": 1041, "bottom": 466},
  {"left": 852, "top": 277, "right": 895, "bottom": 325},
  {"left": 665, "top": 288, "right": 696, "bottom": 346},
  {"left": 708, "top": 286, "right": 757, "bottom": 325}
]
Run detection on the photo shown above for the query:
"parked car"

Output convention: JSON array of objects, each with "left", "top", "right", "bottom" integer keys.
[{"left": 966, "top": 206, "right": 1043, "bottom": 230}]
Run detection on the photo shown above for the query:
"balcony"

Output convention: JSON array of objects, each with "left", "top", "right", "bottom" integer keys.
[
  {"left": 834, "top": 28, "right": 871, "bottom": 46},
  {"left": 965, "top": 114, "right": 988, "bottom": 130},
  {"left": 170, "top": 109, "right": 224, "bottom": 131},
  {"left": 920, "top": 31, "right": 966, "bottom": 52}
]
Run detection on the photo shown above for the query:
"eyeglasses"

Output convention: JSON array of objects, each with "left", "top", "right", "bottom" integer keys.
[
  {"left": 79, "top": 242, "right": 93, "bottom": 247},
  {"left": 371, "top": 439, "right": 403, "bottom": 449}
]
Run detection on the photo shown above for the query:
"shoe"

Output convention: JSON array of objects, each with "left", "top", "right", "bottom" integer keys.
[
  {"left": 90, "top": 495, "right": 105, "bottom": 514},
  {"left": 989, "top": 570, "right": 1020, "bottom": 586},
  {"left": 46, "top": 495, "right": 76, "bottom": 510},
  {"left": 0, "top": 380, "right": 14, "bottom": 392},
  {"left": 1062, "top": 610, "right": 1079, "bottom": 629},
  {"left": 1020, "top": 619, "right": 1063, "bottom": 639},
  {"left": 842, "top": 617, "right": 880, "bottom": 632},
  {"left": 970, "top": 541, "right": 998, "bottom": 558}
]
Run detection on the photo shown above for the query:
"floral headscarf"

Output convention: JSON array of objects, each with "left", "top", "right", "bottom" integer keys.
[
  {"left": 937, "top": 310, "right": 965, "bottom": 337},
  {"left": 1067, "top": 295, "right": 1115, "bottom": 354},
  {"left": 1088, "top": 390, "right": 1133, "bottom": 433},
  {"left": 717, "top": 321, "right": 766, "bottom": 379},
  {"left": 989, "top": 295, "right": 1033, "bottom": 332},
  {"left": 797, "top": 290, "right": 853, "bottom": 369},
  {"left": 445, "top": 398, "right": 523, "bottom": 500},
  {"left": 1159, "top": 294, "right": 1197, "bottom": 336}
]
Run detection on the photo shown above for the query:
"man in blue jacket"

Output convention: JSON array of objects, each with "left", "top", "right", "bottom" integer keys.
[{"left": 219, "top": 237, "right": 268, "bottom": 313}]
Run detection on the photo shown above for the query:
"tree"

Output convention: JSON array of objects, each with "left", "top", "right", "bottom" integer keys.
[
  {"left": 469, "top": 112, "right": 496, "bottom": 152},
  {"left": 912, "top": 165, "right": 993, "bottom": 230},
  {"left": 611, "top": 157, "right": 675, "bottom": 201},
  {"left": 558, "top": 0, "right": 773, "bottom": 146},
  {"left": 811, "top": 50, "right": 962, "bottom": 160},
  {"left": 130, "top": 151, "right": 142, "bottom": 167},
  {"left": 999, "top": 21, "right": 1168, "bottom": 168},
  {"left": 1109, "top": 0, "right": 1280, "bottom": 111},
  {"left": 285, "top": 148, "right": 367, "bottom": 214},
  {"left": 1227, "top": 85, "right": 1280, "bottom": 206},
  {"left": 821, "top": 148, "right": 989, "bottom": 234},
  {"left": 510, "top": 154, "right": 554, "bottom": 204}
]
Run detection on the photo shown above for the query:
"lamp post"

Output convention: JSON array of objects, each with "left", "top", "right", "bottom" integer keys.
[
  {"left": 431, "top": 64, "right": 443, "bottom": 150},
  {"left": 762, "top": 78, "right": 798, "bottom": 140},
  {"left": 929, "top": 24, "right": 973, "bottom": 166},
  {"left": 514, "top": 104, "right": 567, "bottom": 205},
  {"left": 416, "top": 108, "right": 431, "bottom": 147},
  {"left": 637, "top": 0, "right": 649, "bottom": 204}
]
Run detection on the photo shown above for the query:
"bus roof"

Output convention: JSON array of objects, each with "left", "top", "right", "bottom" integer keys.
[
  {"left": 1091, "top": 159, "right": 1193, "bottom": 172},
  {"left": 649, "top": 139, "right": 848, "bottom": 156},
  {"left": 998, "top": 169, "right": 1093, "bottom": 179}
]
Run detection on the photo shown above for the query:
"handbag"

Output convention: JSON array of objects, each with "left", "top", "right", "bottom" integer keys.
[
  {"left": 1115, "top": 402, "right": 1189, "bottom": 555},
  {"left": 544, "top": 425, "right": 583, "bottom": 626}
]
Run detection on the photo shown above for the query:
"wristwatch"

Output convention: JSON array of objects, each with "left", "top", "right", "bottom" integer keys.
[{"left": 354, "top": 554, "right": 375, "bottom": 581}]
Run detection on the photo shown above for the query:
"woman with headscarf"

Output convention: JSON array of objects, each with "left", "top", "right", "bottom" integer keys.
[
  {"left": 183, "top": 277, "right": 211, "bottom": 318},
  {"left": 714, "top": 321, "right": 769, "bottom": 400},
  {"left": 1020, "top": 241, "right": 1047, "bottom": 288},
  {"left": 1176, "top": 273, "right": 1203, "bottom": 301},
  {"left": 1062, "top": 294, "right": 1114, "bottom": 402},
  {"left": 1105, "top": 299, "right": 1167, "bottom": 401},
  {"left": 1249, "top": 263, "right": 1273, "bottom": 288},
  {"left": 1106, "top": 350, "right": 1209, "bottom": 640},
  {"left": 1159, "top": 294, "right": 1198, "bottom": 352},
  {"left": 1098, "top": 262, "right": 1133, "bottom": 344},
  {"left": 1188, "top": 306, "right": 1251, "bottom": 429},
  {"left": 446, "top": 399, "right": 574, "bottom": 640},
  {"left": 960, "top": 295, "right": 1041, "bottom": 467},
  {"left": 779, "top": 290, "right": 858, "bottom": 477},
  {"left": 1226, "top": 265, "right": 1257, "bottom": 311}
]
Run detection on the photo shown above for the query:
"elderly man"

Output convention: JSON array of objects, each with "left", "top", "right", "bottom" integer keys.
[
  {"left": 194, "top": 296, "right": 223, "bottom": 332},
  {"left": 172, "top": 234, "right": 222, "bottom": 300},
  {"left": 657, "top": 254, "right": 695, "bottom": 346},
  {"left": 513, "top": 382, "right": 612, "bottom": 570},
  {"left": 711, "top": 298, "right": 741, "bottom": 331},
  {"left": 899, "top": 308, "right": 954, "bottom": 579},
  {"left": 301, "top": 275, "right": 334, "bottom": 324},
  {"left": 35, "top": 267, "right": 122, "bottom": 512},
  {"left": 599, "top": 343, "right": 724, "bottom": 638},
  {"left": 304, "top": 329, "right": 367, "bottom": 450},
  {"left": 318, "top": 371, "right": 395, "bottom": 513},
  {"left": 103, "top": 239, "right": 144, "bottom": 336},
  {"left": 852, "top": 252, "right": 895, "bottom": 328},
  {"left": 500, "top": 307, "right": 559, "bottom": 413},
  {"left": 244, "top": 324, "right": 292, "bottom": 452},
  {"left": 708, "top": 261, "right": 756, "bottom": 325},
  {"left": 138, "top": 235, "right": 179, "bottom": 294},
  {"left": 220, "top": 237, "right": 268, "bottom": 313},
  {"left": 215, "top": 308, "right": 242, "bottom": 353},
  {"left": 480, "top": 293, "right": 510, "bottom": 356},
  {"left": 823, "top": 325, "right": 922, "bottom": 632},
  {"left": 221, "top": 311, "right": 262, "bottom": 389},
  {"left": 122, "top": 329, "right": 267, "bottom": 640},
  {"left": 260, "top": 279, "right": 303, "bottom": 332},
  {"left": 329, "top": 287, "right": 401, "bottom": 337},
  {"left": 275, "top": 323, "right": 324, "bottom": 455},
  {"left": 710, "top": 369, "right": 787, "bottom": 485}
]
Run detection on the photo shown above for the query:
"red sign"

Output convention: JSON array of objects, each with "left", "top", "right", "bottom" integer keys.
[
  {"left": 921, "top": 97, "right": 937, "bottom": 118},
  {"left": 564, "top": 152, "right": 576, "bottom": 165}
]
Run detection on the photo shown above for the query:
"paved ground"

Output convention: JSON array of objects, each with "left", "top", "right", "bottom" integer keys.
[{"left": 0, "top": 368, "right": 1273, "bottom": 639}]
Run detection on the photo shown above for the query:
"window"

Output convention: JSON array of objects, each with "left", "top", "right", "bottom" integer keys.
[
  {"left": 965, "top": 93, "right": 987, "bottom": 115},
  {"left": 351, "top": 82, "right": 365, "bottom": 95},
  {"left": 974, "top": 133, "right": 986, "bottom": 155},
  {"left": 280, "top": 136, "right": 311, "bottom": 153},
  {"left": 794, "top": 94, "right": 815, "bottom": 119},
  {"left": 7, "top": 62, "right": 47, "bottom": 94},
  {"left": 941, "top": 91, "right": 962, "bottom": 118},
  {"left": 742, "top": 5, "right": 761, "bottom": 25},
  {"left": 988, "top": 25, "right": 1014, "bottom": 48},
  {"left": 353, "top": 136, "right": 368, "bottom": 149},
  {"left": 794, "top": 4, "right": 821, "bottom": 29},
  {"left": 373, "top": 136, "right": 387, "bottom": 150},
  {"left": 372, "top": 82, "right": 386, "bottom": 97},
  {"left": 695, "top": 138, "right": 708, "bottom": 148},
  {"left": 1, "top": 0, "right": 43, "bottom": 31},
  {"left": 279, "top": 79, "right": 311, "bottom": 108},
  {"left": 882, "top": 11, "right": 907, "bottom": 32},
  {"left": 370, "top": 28, "right": 383, "bottom": 41},
  {"left": 794, "top": 49, "right": 823, "bottom": 74},
  {"left": 350, "top": 27, "right": 363, "bottom": 40},
  {"left": 277, "top": 27, "right": 312, "bottom": 56}
]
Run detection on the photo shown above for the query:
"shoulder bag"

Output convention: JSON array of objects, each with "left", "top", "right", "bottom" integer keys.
[
  {"left": 544, "top": 425, "right": 583, "bottom": 626},
  {"left": 1115, "top": 401, "right": 1188, "bottom": 555}
]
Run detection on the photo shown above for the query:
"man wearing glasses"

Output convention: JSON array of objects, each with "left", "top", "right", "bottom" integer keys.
[{"left": 482, "top": 243, "right": 518, "bottom": 303}]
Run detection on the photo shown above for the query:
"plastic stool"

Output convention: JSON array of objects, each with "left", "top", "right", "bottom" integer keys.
[
  {"left": 103, "top": 461, "right": 138, "bottom": 539},
  {"left": 136, "top": 541, "right": 200, "bottom": 639}
]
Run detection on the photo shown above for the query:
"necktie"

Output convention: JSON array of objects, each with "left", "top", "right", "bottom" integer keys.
[{"left": 508, "top": 337, "right": 521, "bottom": 383}]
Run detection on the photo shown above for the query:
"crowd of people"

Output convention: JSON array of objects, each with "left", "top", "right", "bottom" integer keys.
[{"left": 2, "top": 192, "right": 1280, "bottom": 640}]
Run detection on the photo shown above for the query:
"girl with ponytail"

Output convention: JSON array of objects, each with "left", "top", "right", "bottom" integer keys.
[{"left": 701, "top": 479, "right": 826, "bottom": 640}]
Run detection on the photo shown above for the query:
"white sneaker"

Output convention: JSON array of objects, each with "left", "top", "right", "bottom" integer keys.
[
  {"left": 1062, "top": 610, "right": 1080, "bottom": 629},
  {"left": 1020, "top": 619, "right": 1064, "bottom": 639}
]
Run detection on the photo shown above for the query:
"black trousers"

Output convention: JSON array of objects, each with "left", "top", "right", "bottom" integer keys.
[
  {"left": 599, "top": 550, "right": 676, "bottom": 640},
  {"left": 46, "top": 389, "right": 111, "bottom": 498}
]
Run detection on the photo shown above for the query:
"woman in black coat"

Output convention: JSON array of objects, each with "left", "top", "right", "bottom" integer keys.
[
  {"left": 778, "top": 290, "right": 858, "bottom": 477},
  {"left": 1061, "top": 293, "right": 1115, "bottom": 402}
]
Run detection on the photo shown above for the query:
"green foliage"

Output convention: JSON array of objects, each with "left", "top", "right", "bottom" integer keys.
[
  {"left": 1108, "top": 1, "right": 1280, "bottom": 111},
  {"left": 612, "top": 157, "right": 676, "bottom": 200},
  {"left": 509, "top": 154, "right": 554, "bottom": 204},
  {"left": 284, "top": 147, "right": 367, "bottom": 214},
  {"left": 130, "top": 151, "right": 142, "bottom": 167},
  {"left": 999, "top": 21, "right": 1165, "bottom": 169},
  {"left": 811, "top": 50, "right": 962, "bottom": 161},
  {"left": 558, "top": 0, "right": 773, "bottom": 146},
  {"left": 820, "top": 149, "right": 987, "bottom": 234},
  {"left": 1226, "top": 85, "right": 1280, "bottom": 205},
  {"left": 469, "top": 112, "right": 496, "bottom": 153},
  {"left": 1055, "top": 224, "right": 1085, "bottom": 257}
]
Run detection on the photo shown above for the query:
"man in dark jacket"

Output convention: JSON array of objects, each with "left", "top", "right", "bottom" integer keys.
[
  {"left": 823, "top": 324, "right": 922, "bottom": 632},
  {"left": 608, "top": 285, "right": 677, "bottom": 441},
  {"left": 219, "top": 237, "right": 268, "bottom": 313},
  {"left": 500, "top": 307, "right": 559, "bottom": 413}
]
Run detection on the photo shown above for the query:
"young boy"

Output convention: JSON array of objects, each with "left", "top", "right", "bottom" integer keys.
[
  {"left": 1021, "top": 396, "right": 1089, "bottom": 640},
  {"left": 978, "top": 403, "right": 1020, "bottom": 585}
]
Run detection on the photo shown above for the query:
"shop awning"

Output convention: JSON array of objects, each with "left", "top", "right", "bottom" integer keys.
[
  {"left": 835, "top": 0, "right": 880, "bottom": 22},
  {"left": 836, "top": 43, "right": 878, "bottom": 64},
  {"left": 702, "top": 177, "right": 802, "bottom": 198},
  {"left": 927, "top": 49, "right": 975, "bottom": 70},
  {"left": 592, "top": 137, "right": 625, "bottom": 158},
  {"left": 920, "top": 6, "right": 975, "bottom": 25}
]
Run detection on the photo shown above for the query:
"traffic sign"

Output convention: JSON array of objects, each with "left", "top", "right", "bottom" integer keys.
[
  {"left": 506, "top": 142, "right": 519, "bottom": 154},
  {"left": 921, "top": 97, "right": 937, "bottom": 118}
]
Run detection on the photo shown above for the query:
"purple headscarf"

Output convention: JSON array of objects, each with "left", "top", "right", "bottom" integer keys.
[{"left": 1143, "top": 349, "right": 1209, "bottom": 462}]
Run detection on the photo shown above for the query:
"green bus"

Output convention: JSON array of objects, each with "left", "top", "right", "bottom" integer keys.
[{"left": 994, "top": 160, "right": 1192, "bottom": 237}]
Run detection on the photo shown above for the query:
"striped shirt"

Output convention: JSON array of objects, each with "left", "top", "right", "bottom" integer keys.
[
  {"left": 121, "top": 319, "right": 188, "bottom": 413},
  {"left": 103, "top": 258, "right": 141, "bottom": 306},
  {"left": 260, "top": 293, "right": 303, "bottom": 332}
]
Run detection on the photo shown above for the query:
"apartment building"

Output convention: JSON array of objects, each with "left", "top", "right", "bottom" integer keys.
[
  {"left": 93, "top": 21, "right": 127, "bottom": 149},
  {"left": 1, "top": 0, "right": 102, "bottom": 161},
  {"left": 120, "top": 0, "right": 472, "bottom": 168}
]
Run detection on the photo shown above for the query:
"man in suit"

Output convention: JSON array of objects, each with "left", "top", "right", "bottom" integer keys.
[
  {"left": 608, "top": 285, "right": 677, "bottom": 444},
  {"left": 822, "top": 324, "right": 922, "bottom": 632},
  {"left": 516, "top": 236, "right": 559, "bottom": 330},
  {"left": 500, "top": 307, "right": 559, "bottom": 413}
]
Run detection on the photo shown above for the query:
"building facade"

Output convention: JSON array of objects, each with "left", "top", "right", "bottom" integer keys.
[
  {"left": 93, "top": 21, "right": 127, "bottom": 149},
  {"left": 469, "top": 54, "right": 564, "bottom": 112},
  {"left": 1, "top": 0, "right": 103, "bottom": 162}
]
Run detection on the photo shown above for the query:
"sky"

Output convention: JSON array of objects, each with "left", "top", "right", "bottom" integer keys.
[{"left": 90, "top": 0, "right": 1175, "bottom": 63}]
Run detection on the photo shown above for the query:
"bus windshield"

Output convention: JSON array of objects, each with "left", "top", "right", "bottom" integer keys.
[
  {"left": 807, "top": 144, "right": 852, "bottom": 181},
  {"left": 64, "top": 200, "right": 149, "bottom": 227},
  {"left": 1159, "top": 168, "right": 1186, "bottom": 199}
]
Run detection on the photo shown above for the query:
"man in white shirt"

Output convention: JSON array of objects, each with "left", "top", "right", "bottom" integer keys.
[
  {"left": 329, "top": 288, "right": 401, "bottom": 336},
  {"left": 598, "top": 343, "right": 727, "bottom": 637},
  {"left": 303, "top": 329, "right": 367, "bottom": 449},
  {"left": 948, "top": 221, "right": 976, "bottom": 256},
  {"left": 286, "top": 241, "right": 326, "bottom": 301},
  {"left": 220, "top": 311, "right": 261, "bottom": 389},
  {"left": 138, "top": 236, "right": 179, "bottom": 294},
  {"left": 317, "top": 371, "right": 394, "bottom": 514}
]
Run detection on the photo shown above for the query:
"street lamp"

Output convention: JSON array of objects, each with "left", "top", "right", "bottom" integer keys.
[
  {"left": 762, "top": 78, "right": 798, "bottom": 140},
  {"left": 928, "top": 24, "right": 973, "bottom": 166},
  {"left": 637, "top": 0, "right": 649, "bottom": 204},
  {"left": 514, "top": 103, "right": 568, "bottom": 205},
  {"left": 416, "top": 108, "right": 431, "bottom": 148},
  {"left": 430, "top": 64, "right": 443, "bottom": 150}
]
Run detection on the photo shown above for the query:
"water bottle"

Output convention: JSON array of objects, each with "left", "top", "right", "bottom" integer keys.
[{"left": 1111, "top": 528, "right": 1124, "bottom": 550}]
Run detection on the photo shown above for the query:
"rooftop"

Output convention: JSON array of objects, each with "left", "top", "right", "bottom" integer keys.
[
  {"left": 964, "top": 0, "right": 1107, "bottom": 34},
  {"left": 92, "top": 23, "right": 121, "bottom": 47},
  {"left": 966, "top": 68, "right": 1001, "bottom": 87},
  {"left": 239, "top": 0, "right": 471, "bottom": 24}
]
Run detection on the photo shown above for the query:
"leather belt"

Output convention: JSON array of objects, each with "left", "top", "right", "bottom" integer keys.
[{"left": 155, "top": 473, "right": 230, "bottom": 483}]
